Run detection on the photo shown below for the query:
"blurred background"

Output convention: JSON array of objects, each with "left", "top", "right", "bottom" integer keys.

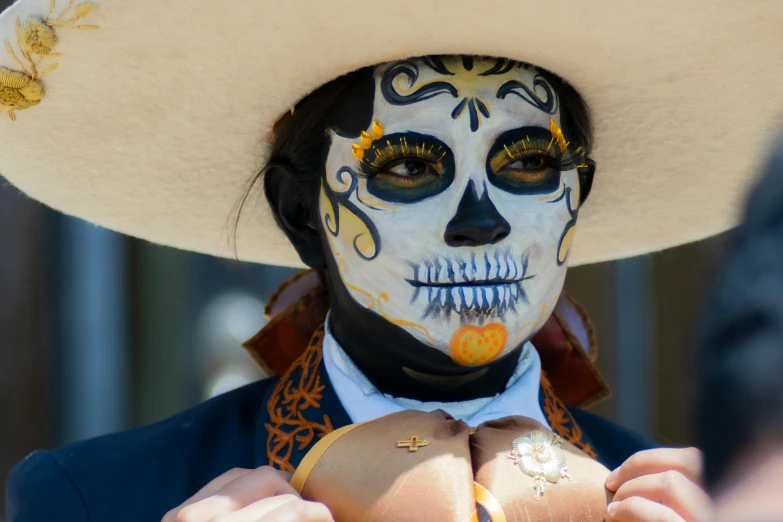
[{"left": 0, "top": 176, "right": 728, "bottom": 517}]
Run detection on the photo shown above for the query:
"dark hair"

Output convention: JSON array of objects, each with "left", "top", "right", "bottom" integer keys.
[
  {"left": 232, "top": 55, "right": 594, "bottom": 249},
  {"left": 697, "top": 137, "right": 783, "bottom": 490}
]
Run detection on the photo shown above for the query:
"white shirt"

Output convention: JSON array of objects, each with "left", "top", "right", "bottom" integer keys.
[{"left": 321, "top": 318, "right": 550, "bottom": 428}]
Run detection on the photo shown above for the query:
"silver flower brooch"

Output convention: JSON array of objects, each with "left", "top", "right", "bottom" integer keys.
[{"left": 507, "top": 430, "right": 571, "bottom": 500}]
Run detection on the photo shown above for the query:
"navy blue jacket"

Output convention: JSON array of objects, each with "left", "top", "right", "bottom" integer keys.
[{"left": 6, "top": 333, "right": 654, "bottom": 522}]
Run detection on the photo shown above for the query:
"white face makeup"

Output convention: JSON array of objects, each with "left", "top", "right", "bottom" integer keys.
[{"left": 320, "top": 57, "right": 584, "bottom": 366}]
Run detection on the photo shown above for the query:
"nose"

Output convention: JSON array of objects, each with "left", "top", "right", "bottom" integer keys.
[{"left": 444, "top": 181, "right": 511, "bottom": 247}]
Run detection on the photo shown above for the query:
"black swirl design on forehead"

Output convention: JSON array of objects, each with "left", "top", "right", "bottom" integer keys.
[
  {"left": 421, "top": 56, "right": 455, "bottom": 76},
  {"left": 380, "top": 61, "right": 459, "bottom": 106},
  {"left": 496, "top": 75, "right": 559, "bottom": 115},
  {"left": 478, "top": 58, "right": 521, "bottom": 77},
  {"left": 380, "top": 58, "right": 558, "bottom": 133}
]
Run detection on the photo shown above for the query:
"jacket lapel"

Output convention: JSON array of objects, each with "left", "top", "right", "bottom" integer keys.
[
  {"left": 255, "top": 326, "right": 352, "bottom": 471},
  {"left": 539, "top": 373, "right": 599, "bottom": 460}
]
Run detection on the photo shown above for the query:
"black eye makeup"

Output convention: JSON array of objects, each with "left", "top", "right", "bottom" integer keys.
[
  {"left": 358, "top": 132, "right": 455, "bottom": 203},
  {"left": 486, "top": 124, "right": 586, "bottom": 195}
]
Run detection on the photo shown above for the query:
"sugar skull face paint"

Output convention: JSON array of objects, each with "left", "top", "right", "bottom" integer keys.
[{"left": 320, "top": 57, "right": 585, "bottom": 365}]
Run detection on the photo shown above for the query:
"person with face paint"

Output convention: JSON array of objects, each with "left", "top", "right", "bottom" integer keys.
[{"left": 1, "top": 1, "right": 780, "bottom": 521}]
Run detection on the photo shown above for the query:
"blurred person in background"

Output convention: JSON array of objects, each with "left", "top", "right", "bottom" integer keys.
[
  {"left": 699, "top": 136, "right": 783, "bottom": 521},
  {"left": 1, "top": 0, "right": 780, "bottom": 521}
]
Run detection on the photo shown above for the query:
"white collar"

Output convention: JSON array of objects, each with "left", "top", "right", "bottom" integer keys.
[{"left": 321, "top": 317, "right": 550, "bottom": 428}]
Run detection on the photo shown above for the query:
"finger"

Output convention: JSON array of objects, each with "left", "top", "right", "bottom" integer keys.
[
  {"left": 613, "top": 471, "right": 712, "bottom": 522},
  {"left": 607, "top": 497, "right": 684, "bottom": 522},
  {"left": 169, "top": 467, "right": 299, "bottom": 522},
  {"left": 207, "top": 495, "right": 334, "bottom": 522},
  {"left": 162, "top": 468, "right": 253, "bottom": 521},
  {"left": 262, "top": 497, "right": 335, "bottom": 522},
  {"left": 606, "top": 448, "right": 703, "bottom": 491}
]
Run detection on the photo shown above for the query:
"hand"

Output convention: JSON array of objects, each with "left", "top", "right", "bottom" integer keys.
[
  {"left": 162, "top": 466, "right": 335, "bottom": 522},
  {"left": 604, "top": 447, "right": 713, "bottom": 522}
]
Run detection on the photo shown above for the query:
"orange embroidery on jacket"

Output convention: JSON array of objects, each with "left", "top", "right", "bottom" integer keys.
[
  {"left": 541, "top": 373, "right": 598, "bottom": 459},
  {"left": 266, "top": 327, "right": 334, "bottom": 472}
]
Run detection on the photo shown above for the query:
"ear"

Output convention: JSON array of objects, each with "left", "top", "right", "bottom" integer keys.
[
  {"left": 577, "top": 158, "right": 596, "bottom": 204},
  {"left": 264, "top": 162, "right": 327, "bottom": 269}
]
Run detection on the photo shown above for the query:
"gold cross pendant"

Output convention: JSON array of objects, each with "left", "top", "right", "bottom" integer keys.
[{"left": 397, "top": 435, "right": 430, "bottom": 452}]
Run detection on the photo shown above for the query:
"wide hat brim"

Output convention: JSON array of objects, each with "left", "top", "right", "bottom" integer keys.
[{"left": 0, "top": 0, "right": 781, "bottom": 267}]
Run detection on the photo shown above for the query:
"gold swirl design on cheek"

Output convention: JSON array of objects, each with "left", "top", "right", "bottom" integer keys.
[
  {"left": 332, "top": 254, "right": 434, "bottom": 345},
  {"left": 378, "top": 292, "right": 434, "bottom": 345},
  {"left": 393, "top": 74, "right": 461, "bottom": 98},
  {"left": 321, "top": 167, "right": 380, "bottom": 261},
  {"left": 333, "top": 256, "right": 374, "bottom": 309},
  {"left": 512, "top": 294, "right": 560, "bottom": 347}
]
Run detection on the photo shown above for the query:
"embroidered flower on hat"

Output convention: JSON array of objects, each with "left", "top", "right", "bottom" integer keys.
[
  {"left": 0, "top": 67, "right": 44, "bottom": 113},
  {"left": 1, "top": 0, "right": 99, "bottom": 121},
  {"left": 20, "top": 18, "right": 57, "bottom": 55}
]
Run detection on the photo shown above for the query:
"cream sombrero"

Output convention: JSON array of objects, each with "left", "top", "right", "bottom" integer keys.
[{"left": 0, "top": 0, "right": 781, "bottom": 267}]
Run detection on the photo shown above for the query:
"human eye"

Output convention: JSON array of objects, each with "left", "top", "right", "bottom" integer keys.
[
  {"left": 489, "top": 140, "right": 558, "bottom": 185},
  {"left": 359, "top": 132, "right": 455, "bottom": 203},
  {"left": 486, "top": 123, "right": 584, "bottom": 195},
  {"left": 501, "top": 152, "right": 554, "bottom": 177},
  {"left": 384, "top": 158, "right": 441, "bottom": 180},
  {"left": 361, "top": 136, "right": 446, "bottom": 180}
]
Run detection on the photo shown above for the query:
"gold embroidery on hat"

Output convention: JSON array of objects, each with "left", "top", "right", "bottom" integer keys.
[{"left": 1, "top": 0, "right": 99, "bottom": 121}]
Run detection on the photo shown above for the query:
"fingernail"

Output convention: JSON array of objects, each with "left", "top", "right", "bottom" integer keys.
[{"left": 607, "top": 501, "right": 618, "bottom": 516}]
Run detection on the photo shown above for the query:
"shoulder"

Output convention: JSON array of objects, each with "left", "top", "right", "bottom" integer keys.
[
  {"left": 570, "top": 407, "right": 659, "bottom": 470},
  {"left": 6, "top": 378, "right": 278, "bottom": 522}
]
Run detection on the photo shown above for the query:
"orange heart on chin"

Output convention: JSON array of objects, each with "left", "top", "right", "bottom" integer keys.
[{"left": 449, "top": 323, "right": 508, "bottom": 366}]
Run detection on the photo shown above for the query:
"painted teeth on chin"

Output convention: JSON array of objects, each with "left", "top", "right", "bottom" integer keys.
[{"left": 465, "top": 288, "right": 474, "bottom": 307}]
